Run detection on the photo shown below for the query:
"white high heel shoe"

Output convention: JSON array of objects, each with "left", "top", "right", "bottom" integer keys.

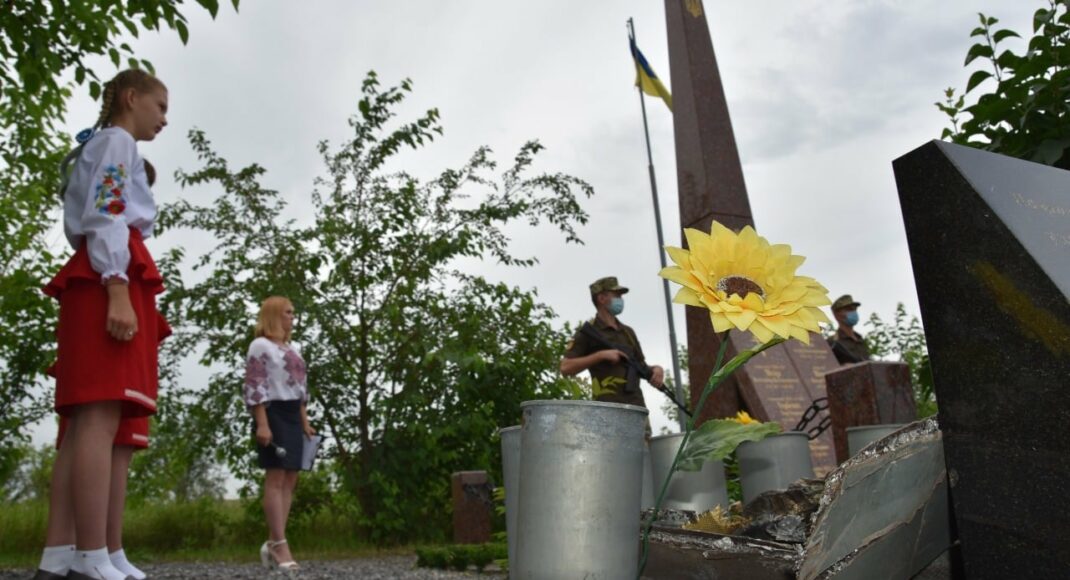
[
  {"left": 259, "top": 541, "right": 271, "bottom": 568},
  {"left": 267, "top": 539, "right": 299, "bottom": 573}
]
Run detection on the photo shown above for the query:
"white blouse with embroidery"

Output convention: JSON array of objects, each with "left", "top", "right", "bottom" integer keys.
[
  {"left": 243, "top": 337, "right": 309, "bottom": 409},
  {"left": 62, "top": 126, "right": 155, "bottom": 282}
]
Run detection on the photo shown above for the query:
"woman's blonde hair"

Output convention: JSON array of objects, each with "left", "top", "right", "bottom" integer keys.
[{"left": 255, "top": 296, "right": 293, "bottom": 342}]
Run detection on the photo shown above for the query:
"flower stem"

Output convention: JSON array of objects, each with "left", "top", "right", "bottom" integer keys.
[
  {"left": 687, "top": 334, "right": 732, "bottom": 432},
  {"left": 637, "top": 332, "right": 730, "bottom": 578}
]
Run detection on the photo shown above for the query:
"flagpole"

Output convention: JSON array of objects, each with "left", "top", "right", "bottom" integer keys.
[{"left": 628, "top": 18, "right": 687, "bottom": 432}]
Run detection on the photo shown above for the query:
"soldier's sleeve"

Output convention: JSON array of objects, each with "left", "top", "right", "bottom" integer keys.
[{"left": 563, "top": 325, "right": 592, "bottom": 359}]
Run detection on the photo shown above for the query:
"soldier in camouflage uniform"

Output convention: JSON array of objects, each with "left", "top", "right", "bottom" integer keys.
[
  {"left": 827, "top": 294, "right": 872, "bottom": 365},
  {"left": 559, "top": 277, "right": 665, "bottom": 408}
]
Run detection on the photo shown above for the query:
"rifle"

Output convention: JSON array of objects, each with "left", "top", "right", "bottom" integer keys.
[{"left": 578, "top": 322, "right": 691, "bottom": 417}]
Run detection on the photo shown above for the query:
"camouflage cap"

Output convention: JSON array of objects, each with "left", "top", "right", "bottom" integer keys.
[
  {"left": 589, "top": 276, "right": 630, "bottom": 296},
  {"left": 831, "top": 294, "right": 861, "bottom": 311}
]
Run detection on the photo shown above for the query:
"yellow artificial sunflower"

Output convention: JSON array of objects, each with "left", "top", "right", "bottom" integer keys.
[
  {"left": 660, "top": 222, "right": 831, "bottom": 344},
  {"left": 732, "top": 411, "right": 757, "bottom": 425}
]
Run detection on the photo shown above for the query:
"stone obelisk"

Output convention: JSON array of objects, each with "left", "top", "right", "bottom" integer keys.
[
  {"left": 664, "top": 0, "right": 841, "bottom": 474},
  {"left": 664, "top": 0, "right": 753, "bottom": 423}
]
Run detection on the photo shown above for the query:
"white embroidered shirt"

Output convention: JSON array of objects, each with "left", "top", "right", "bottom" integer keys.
[
  {"left": 243, "top": 337, "right": 309, "bottom": 408},
  {"left": 62, "top": 126, "right": 155, "bottom": 282}
]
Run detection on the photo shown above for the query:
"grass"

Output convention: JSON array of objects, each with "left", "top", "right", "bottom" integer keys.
[{"left": 0, "top": 498, "right": 399, "bottom": 569}]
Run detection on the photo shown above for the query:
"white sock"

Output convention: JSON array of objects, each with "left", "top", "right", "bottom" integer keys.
[
  {"left": 109, "top": 549, "right": 146, "bottom": 580},
  {"left": 38, "top": 544, "right": 75, "bottom": 574},
  {"left": 70, "top": 547, "right": 129, "bottom": 580}
]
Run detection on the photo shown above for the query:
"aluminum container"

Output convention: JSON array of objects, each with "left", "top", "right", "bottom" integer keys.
[
  {"left": 642, "top": 443, "right": 655, "bottom": 510},
  {"left": 499, "top": 425, "right": 521, "bottom": 573},
  {"left": 515, "top": 400, "right": 648, "bottom": 579},
  {"left": 737, "top": 431, "right": 815, "bottom": 504},
  {"left": 649, "top": 432, "right": 729, "bottom": 512}
]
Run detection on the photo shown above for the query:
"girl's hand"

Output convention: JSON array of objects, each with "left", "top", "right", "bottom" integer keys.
[
  {"left": 303, "top": 423, "right": 316, "bottom": 439},
  {"left": 106, "top": 282, "right": 138, "bottom": 341},
  {"left": 256, "top": 424, "right": 273, "bottom": 447}
]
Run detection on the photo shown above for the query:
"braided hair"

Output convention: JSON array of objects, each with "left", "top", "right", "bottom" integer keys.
[
  {"left": 143, "top": 159, "right": 156, "bottom": 187},
  {"left": 58, "top": 69, "right": 165, "bottom": 199}
]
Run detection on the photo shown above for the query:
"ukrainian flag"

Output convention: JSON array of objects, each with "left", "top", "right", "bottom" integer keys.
[{"left": 630, "top": 38, "right": 673, "bottom": 112}]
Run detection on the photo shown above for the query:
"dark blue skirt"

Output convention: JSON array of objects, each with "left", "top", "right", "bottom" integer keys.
[{"left": 255, "top": 399, "right": 303, "bottom": 470}]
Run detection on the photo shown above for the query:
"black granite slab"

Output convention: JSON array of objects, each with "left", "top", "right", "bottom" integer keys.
[{"left": 893, "top": 140, "right": 1070, "bottom": 578}]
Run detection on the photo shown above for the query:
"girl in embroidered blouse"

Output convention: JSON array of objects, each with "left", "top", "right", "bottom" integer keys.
[
  {"left": 38, "top": 69, "right": 171, "bottom": 580},
  {"left": 245, "top": 296, "right": 314, "bottom": 571}
]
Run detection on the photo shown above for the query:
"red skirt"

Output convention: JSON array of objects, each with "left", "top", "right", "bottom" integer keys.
[
  {"left": 44, "top": 229, "right": 172, "bottom": 418},
  {"left": 57, "top": 416, "right": 150, "bottom": 450}
]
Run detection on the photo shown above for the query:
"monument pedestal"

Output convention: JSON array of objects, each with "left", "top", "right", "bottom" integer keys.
[
  {"left": 825, "top": 361, "right": 917, "bottom": 462},
  {"left": 450, "top": 471, "right": 492, "bottom": 544}
]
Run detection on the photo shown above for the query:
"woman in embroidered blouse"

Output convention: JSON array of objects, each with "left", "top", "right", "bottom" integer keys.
[{"left": 245, "top": 296, "right": 314, "bottom": 571}]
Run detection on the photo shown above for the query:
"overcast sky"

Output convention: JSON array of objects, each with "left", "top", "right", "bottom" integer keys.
[{"left": 36, "top": 1, "right": 1038, "bottom": 447}]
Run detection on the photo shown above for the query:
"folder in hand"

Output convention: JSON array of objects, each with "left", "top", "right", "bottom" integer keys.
[{"left": 302, "top": 434, "right": 323, "bottom": 471}]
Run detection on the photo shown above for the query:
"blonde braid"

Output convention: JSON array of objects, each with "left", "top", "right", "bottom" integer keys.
[
  {"left": 96, "top": 81, "right": 117, "bottom": 128},
  {"left": 60, "top": 69, "right": 165, "bottom": 199}
]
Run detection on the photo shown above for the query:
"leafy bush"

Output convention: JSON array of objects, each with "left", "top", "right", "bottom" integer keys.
[
  {"left": 470, "top": 544, "right": 498, "bottom": 572},
  {"left": 864, "top": 303, "right": 937, "bottom": 418},
  {"left": 414, "top": 543, "right": 507, "bottom": 572},
  {"left": 938, "top": 1, "right": 1070, "bottom": 169},
  {"left": 449, "top": 548, "right": 470, "bottom": 571}
]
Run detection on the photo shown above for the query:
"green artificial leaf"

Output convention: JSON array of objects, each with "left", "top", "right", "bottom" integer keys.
[
  {"left": 705, "top": 337, "right": 785, "bottom": 388},
  {"left": 676, "top": 419, "right": 783, "bottom": 472}
]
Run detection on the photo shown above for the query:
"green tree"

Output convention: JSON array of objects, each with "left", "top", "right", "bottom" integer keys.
[
  {"left": 0, "top": 0, "right": 239, "bottom": 471},
  {"left": 0, "top": 440, "right": 56, "bottom": 503},
  {"left": 937, "top": 1, "right": 1070, "bottom": 168},
  {"left": 157, "top": 72, "right": 593, "bottom": 542},
  {"left": 863, "top": 303, "right": 937, "bottom": 418}
]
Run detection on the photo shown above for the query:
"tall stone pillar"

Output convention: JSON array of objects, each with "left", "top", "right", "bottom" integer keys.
[{"left": 665, "top": 0, "right": 753, "bottom": 422}]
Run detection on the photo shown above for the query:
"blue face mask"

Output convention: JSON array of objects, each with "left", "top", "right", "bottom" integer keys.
[
  {"left": 844, "top": 311, "right": 860, "bottom": 327},
  {"left": 608, "top": 297, "right": 625, "bottom": 316}
]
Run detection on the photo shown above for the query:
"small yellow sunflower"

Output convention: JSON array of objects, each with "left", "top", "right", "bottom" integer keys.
[
  {"left": 660, "top": 222, "right": 831, "bottom": 344},
  {"left": 732, "top": 411, "right": 757, "bottom": 425}
]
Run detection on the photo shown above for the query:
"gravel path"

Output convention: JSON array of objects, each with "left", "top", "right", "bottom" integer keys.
[{"left": 1, "top": 555, "right": 506, "bottom": 579}]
